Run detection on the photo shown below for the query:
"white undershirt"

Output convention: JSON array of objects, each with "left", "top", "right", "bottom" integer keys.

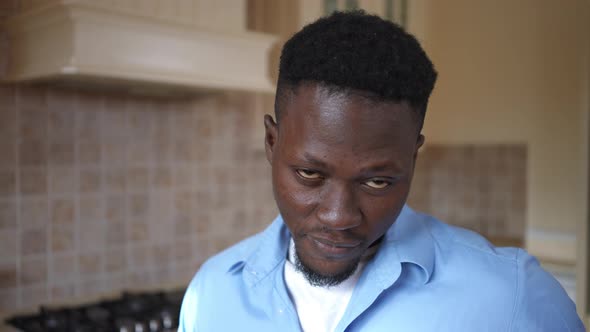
[{"left": 283, "top": 239, "right": 376, "bottom": 332}]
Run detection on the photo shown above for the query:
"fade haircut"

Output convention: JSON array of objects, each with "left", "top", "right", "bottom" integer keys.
[{"left": 275, "top": 10, "right": 437, "bottom": 130}]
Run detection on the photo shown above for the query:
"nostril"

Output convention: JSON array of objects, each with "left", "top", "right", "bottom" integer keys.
[{"left": 316, "top": 210, "right": 362, "bottom": 230}]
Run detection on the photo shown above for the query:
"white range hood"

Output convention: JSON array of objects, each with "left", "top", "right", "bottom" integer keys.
[{"left": 1, "top": 1, "right": 278, "bottom": 96}]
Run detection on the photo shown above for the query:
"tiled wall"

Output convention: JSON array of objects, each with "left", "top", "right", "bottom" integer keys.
[
  {"left": 0, "top": 85, "right": 529, "bottom": 312},
  {"left": 0, "top": 84, "right": 278, "bottom": 311},
  {"left": 0, "top": 83, "right": 528, "bottom": 311},
  {"left": 0, "top": 0, "right": 528, "bottom": 314},
  {"left": 408, "top": 144, "right": 526, "bottom": 243}
]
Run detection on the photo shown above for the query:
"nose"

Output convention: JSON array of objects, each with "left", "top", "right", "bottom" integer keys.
[{"left": 315, "top": 181, "right": 362, "bottom": 230}]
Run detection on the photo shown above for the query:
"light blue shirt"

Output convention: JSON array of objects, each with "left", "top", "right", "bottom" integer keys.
[{"left": 179, "top": 206, "right": 584, "bottom": 331}]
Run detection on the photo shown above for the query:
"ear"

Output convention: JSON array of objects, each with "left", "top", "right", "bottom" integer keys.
[
  {"left": 264, "top": 114, "right": 278, "bottom": 165},
  {"left": 414, "top": 134, "right": 425, "bottom": 161}
]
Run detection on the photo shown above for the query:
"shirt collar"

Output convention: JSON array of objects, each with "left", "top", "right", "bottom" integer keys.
[
  {"left": 234, "top": 205, "right": 435, "bottom": 286},
  {"left": 239, "top": 215, "right": 291, "bottom": 287},
  {"left": 385, "top": 205, "right": 435, "bottom": 284}
]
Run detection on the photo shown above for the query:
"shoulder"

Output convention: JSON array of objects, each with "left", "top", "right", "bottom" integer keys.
[
  {"left": 509, "top": 250, "right": 584, "bottom": 331},
  {"left": 178, "top": 232, "right": 263, "bottom": 332},
  {"left": 202, "top": 232, "right": 263, "bottom": 273},
  {"left": 410, "top": 209, "right": 521, "bottom": 268},
  {"left": 418, "top": 211, "right": 524, "bottom": 266},
  {"left": 189, "top": 231, "right": 262, "bottom": 288},
  {"left": 417, "top": 211, "right": 584, "bottom": 330}
]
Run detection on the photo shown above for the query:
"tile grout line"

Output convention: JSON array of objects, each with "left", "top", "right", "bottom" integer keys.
[
  {"left": 149, "top": 99, "right": 159, "bottom": 287},
  {"left": 96, "top": 94, "right": 107, "bottom": 294},
  {"left": 73, "top": 91, "right": 84, "bottom": 297},
  {"left": 169, "top": 99, "right": 179, "bottom": 284},
  {"left": 14, "top": 86, "right": 22, "bottom": 309},
  {"left": 46, "top": 88, "right": 54, "bottom": 304},
  {"left": 124, "top": 96, "right": 134, "bottom": 289},
  {"left": 73, "top": 112, "right": 80, "bottom": 296}
]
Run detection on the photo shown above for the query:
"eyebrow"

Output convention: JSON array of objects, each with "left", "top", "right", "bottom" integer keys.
[
  {"left": 359, "top": 163, "right": 400, "bottom": 173},
  {"left": 301, "top": 152, "right": 329, "bottom": 169},
  {"left": 300, "top": 152, "right": 403, "bottom": 175}
]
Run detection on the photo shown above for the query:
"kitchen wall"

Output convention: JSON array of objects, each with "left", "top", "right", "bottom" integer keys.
[
  {"left": 0, "top": 84, "right": 277, "bottom": 311},
  {"left": 0, "top": 0, "right": 280, "bottom": 312},
  {"left": 408, "top": 144, "right": 526, "bottom": 245},
  {"left": 411, "top": 0, "right": 588, "bottom": 310},
  {"left": 0, "top": 83, "right": 530, "bottom": 312},
  {"left": 1, "top": 0, "right": 585, "bottom": 314},
  {"left": 419, "top": 0, "right": 588, "bottom": 259}
]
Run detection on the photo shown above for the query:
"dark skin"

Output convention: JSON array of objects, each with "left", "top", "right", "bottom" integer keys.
[{"left": 264, "top": 83, "right": 424, "bottom": 280}]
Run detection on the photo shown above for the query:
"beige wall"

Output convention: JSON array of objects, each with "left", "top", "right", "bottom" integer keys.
[
  {"left": 2, "top": 0, "right": 586, "bottom": 313},
  {"left": 586, "top": 8, "right": 590, "bottom": 320},
  {"left": 0, "top": 84, "right": 278, "bottom": 311},
  {"left": 414, "top": 1, "right": 590, "bottom": 314},
  {"left": 0, "top": 0, "right": 281, "bottom": 312},
  {"left": 418, "top": 0, "right": 588, "bottom": 242}
]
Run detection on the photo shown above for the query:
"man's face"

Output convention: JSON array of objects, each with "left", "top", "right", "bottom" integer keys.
[{"left": 264, "top": 83, "right": 424, "bottom": 283}]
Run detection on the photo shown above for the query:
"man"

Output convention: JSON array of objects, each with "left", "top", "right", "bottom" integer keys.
[{"left": 179, "top": 10, "right": 584, "bottom": 331}]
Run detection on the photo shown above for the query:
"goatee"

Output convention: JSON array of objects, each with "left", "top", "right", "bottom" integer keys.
[{"left": 293, "top": 251, "right": 360, "bottom": 287}]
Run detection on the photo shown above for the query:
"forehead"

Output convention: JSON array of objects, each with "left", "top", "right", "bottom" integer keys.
[
  {"left": 281, "top": 84, "right": 417, "bottom": 140},
  {"left": 278, "top": 84, "right": 418, "bottom": 167}
]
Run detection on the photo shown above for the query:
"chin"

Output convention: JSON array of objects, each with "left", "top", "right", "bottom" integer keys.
[
  {"left": 295, "top": 250, "right": 362, "bottom": 287},
  {"left": 308, "top": 255, "right": 357, "bottom": 275}
]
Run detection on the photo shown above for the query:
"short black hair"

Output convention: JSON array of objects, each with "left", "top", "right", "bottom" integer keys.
[{"left": 275, "top": 10, "right": 437, "bottom": 130}]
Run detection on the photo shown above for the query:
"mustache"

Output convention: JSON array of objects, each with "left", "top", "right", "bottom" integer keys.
[
  {"left": 296, "top": 228, "right": 384, "bottom": 248},
  {"left": 300, "top": 227, "right": 364, "bottom": 242}
]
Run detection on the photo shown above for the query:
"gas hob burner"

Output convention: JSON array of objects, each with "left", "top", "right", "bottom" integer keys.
[{"left": 5, "top": 288, "right": 184, "bottom": 332}]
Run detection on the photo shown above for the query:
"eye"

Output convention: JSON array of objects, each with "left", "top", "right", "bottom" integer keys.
[
  {"left": 364, "top": 179, "right": 391, "bottom": 189},
  {"left": 296, "top": 169, "right": 322, "bottom": 180}
]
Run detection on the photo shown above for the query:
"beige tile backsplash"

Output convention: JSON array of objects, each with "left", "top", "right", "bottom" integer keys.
[
  {"left": 0, "top": 1, "right": 550, "bottom": 312},
  {"left": 408, "top": 144, "right": 526, "bottom": 242},
  {"left": 0, "top": 84, "right": 278, "bottom": 310},
  {"left": 0, "top": 82, "right": 526, "bottom": 311}
]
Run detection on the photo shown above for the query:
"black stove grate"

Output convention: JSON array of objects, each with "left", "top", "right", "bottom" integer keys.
[{"left": 5, "top": 289, "right": 185, "bottom": 332}]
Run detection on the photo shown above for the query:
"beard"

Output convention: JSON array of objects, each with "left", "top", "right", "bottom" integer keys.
[{"left": 293, "top": 250, "right": 361, "bottom": 287}]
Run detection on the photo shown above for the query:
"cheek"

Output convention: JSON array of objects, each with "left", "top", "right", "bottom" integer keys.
[
  {"left": 273, "top": 167, "right": 317, "bottom": 220},
  {"left": 360, "top": 183, "right": 411, "bottom": 233}
]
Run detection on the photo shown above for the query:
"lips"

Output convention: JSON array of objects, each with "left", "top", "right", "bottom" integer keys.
[{"left": 306, "top": 234, "right": 363, "bottom": 259}]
